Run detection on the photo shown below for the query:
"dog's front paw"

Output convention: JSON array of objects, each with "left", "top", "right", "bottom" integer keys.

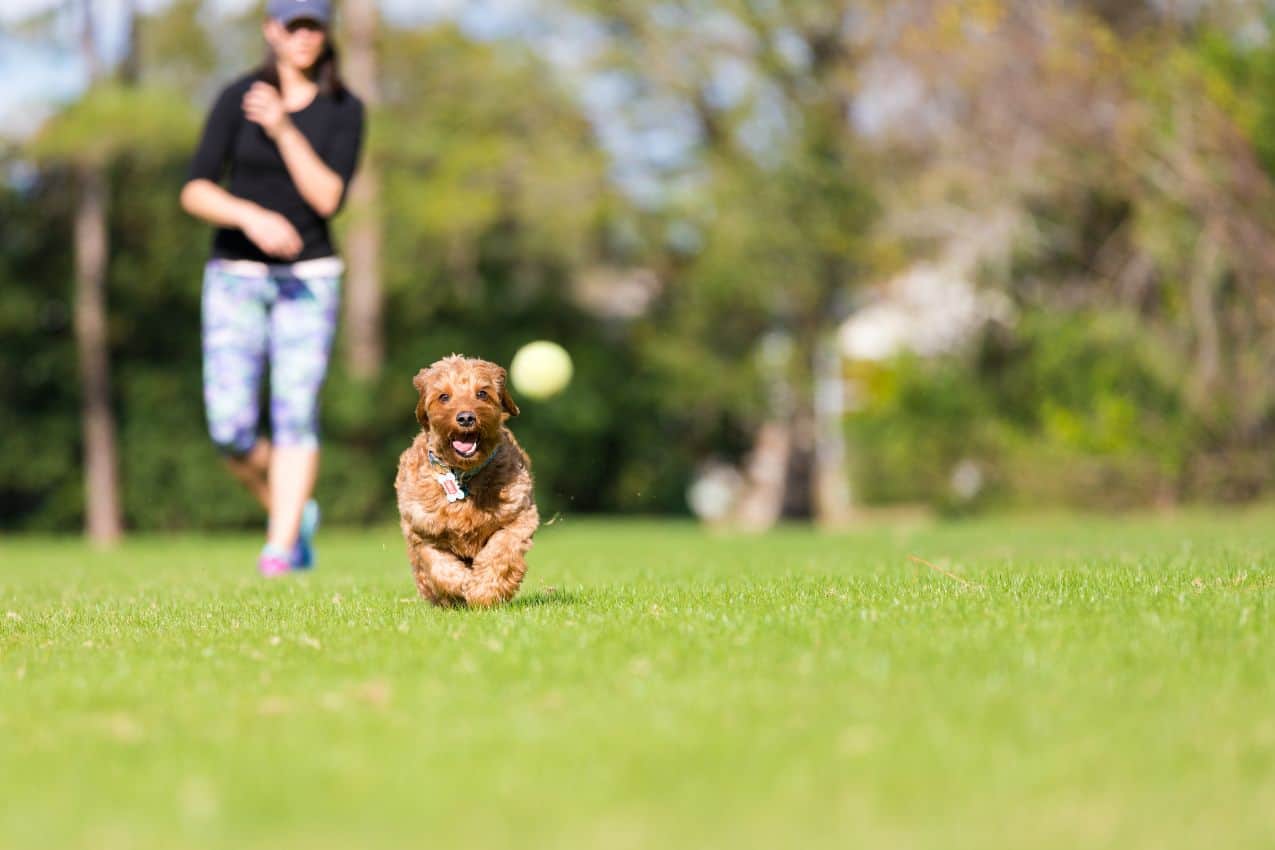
[
  {"left": 463, "top": 584, "right": 504, "bottom": 608},
  {"left": 463, "top": 573, "right": 521, "bottom": 608}
]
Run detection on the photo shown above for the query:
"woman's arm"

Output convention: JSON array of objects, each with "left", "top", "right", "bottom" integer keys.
[
  {"left": 180, "top": 180, "right": 303, "bottom": 260},
  {"left": 182, "top": 79, "right": 303, "bottom": 260},
  {"left": 243, "top": 83, "right": 346, "bottom": 218},
  {"left": 180, "top": 179, "right": 259, "bottom": 229}
]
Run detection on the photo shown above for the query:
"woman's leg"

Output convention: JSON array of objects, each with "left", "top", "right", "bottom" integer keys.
[
  {"left": 202, "top": 263, "right": 271, "bottom": 501},
  {"left": 264, "top": 272, "right": 340, "bottom": 552},
  {"left": 224, "top": 437, "right": 271, "bottom": 509},
  {"left": 266, "top": 445, "right": 317, "bottom": 550}
]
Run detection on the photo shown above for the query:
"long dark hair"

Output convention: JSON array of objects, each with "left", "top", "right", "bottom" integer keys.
[{"left": 257, "top": 41, "right": 346, "bottom": 100}]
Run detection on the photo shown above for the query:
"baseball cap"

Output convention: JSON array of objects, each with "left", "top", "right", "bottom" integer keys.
[{"left": 267, "top": 0, "right": 332, "bottom": 26}]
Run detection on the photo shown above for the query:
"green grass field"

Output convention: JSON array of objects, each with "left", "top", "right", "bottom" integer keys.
[{"left": 2, "top": 512, "right": 1273, "bottom": 850}]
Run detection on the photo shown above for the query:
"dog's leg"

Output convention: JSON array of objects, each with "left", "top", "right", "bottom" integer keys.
[
  {"left": 466, "top": 507, "right": 540, "bottom": 607},
  {"left": 409, "top": 542, "right": 472, "bottom": 607}
]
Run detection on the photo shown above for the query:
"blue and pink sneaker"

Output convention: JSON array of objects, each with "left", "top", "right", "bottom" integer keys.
[
  {"left": 291, "top": 499, "right": 320, "bottom": 570},
  {"left": 258, "top": 544, "right": 292, "bottom": 578}
]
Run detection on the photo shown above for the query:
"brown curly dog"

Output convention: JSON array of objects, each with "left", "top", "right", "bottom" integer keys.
[{"left": 394, "top": 355, "right": 539, "bottom": 607}]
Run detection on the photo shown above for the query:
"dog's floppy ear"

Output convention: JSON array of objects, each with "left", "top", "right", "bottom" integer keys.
[
  {"left": 497, "top": 367, "right": 519, "bottom": 417},
  {"left": 413, "top": 368, "right": 430, "bottom": 428}
]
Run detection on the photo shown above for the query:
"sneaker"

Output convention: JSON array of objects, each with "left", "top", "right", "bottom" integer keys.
[
  {"left": 291, "top": 499, "right": 320, "bottom": 570},
  {"left": 258, "top": 544, "right": 292, "bottom": 578}
]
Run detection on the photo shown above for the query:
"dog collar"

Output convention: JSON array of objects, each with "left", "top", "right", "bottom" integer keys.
[{"left": 427, "top": 445, "right": 500, "bottom": 502}]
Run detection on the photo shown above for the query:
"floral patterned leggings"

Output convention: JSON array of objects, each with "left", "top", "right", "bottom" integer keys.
[{"left": 201, "top": 259, "right": 341, "bottom": 455}]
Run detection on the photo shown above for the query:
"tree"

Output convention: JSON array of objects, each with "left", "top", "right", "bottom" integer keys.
[
  {"left": 74, "top": 0, "right": 121, "bottom": 546},
  {"left": 564, "top": 0, "right": 878, "bottom": 526},
  {"left": 341, "top": 0, "right": 384, "bottom": 381},
  {"left": 31, "top": 2, "right": 199, "bottom": 542},
  {"left": 848, "top": 0, "right": 1275, "bottom": 499}
]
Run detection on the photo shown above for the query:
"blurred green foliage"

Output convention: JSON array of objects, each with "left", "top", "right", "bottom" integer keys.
[
  {"left": 0, "top": 154, "right": 693, "bottom": 530},
  {"left": 836, "top": 6, "right": 1275, "bottom": 516},
  {"left": 849, "top": 313, "right": 1195, "bottom": 513},
  {"left": 1, "top": 16, "right": 703, "bottom": 531},
  {"left": 8, "top": 2, "right": 1275, "bottom": 532}
]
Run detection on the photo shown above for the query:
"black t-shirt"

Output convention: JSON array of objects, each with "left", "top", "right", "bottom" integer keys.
[{"left": 187, "top": 73, "right": 365, "bottom": 263}]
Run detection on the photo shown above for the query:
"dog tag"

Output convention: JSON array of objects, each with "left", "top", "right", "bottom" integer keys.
[{"left": 436, "top": 471, "right": 466, "bottom": 502}]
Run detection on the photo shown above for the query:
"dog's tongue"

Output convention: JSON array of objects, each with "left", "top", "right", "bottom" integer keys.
[{"left": 452, "top": 438, "right": 478, "bottom": 456}]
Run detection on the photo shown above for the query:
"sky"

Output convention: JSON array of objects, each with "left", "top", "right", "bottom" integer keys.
[{"left": 1, "top": 0, "right": 122, "bottom": 138}]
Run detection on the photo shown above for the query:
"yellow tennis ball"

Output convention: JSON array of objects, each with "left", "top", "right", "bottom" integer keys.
[{"left": 510, "top": 341, "right": 573, "bottom": 400}]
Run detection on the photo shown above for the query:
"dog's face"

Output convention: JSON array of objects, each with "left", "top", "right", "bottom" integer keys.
[{"left": 413, "top": 355, "right": 519, "bottom": 469}]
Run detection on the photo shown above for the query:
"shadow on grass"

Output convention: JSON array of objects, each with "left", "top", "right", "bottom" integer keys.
[
  {"left": 417, "top": 588, "right": 581, "bottom": 613},
  {"left": 507, "top": 589, "right": 581, "bottom": 609}
]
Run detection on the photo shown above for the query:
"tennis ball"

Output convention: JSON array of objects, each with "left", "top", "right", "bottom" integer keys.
[{"left": 510, "top": 341, "right": 573, "bottom": 400}]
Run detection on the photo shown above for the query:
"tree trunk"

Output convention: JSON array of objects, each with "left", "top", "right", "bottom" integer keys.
[
  {"left": 119, "top": 0, "right": 140, "bottom": 84},
  {"left": 1188, "top": 225, "right": 1222, "bottom": 409},
  {"left": 341, "top": 0, "right": 383, "bottom": 381},
  {"left": 732, "top": 330, "right": 797, "bottom": 530},
  {"left": 812, "top": 330, "right": 853, "bottom": 527},
  {"left": 74, "top": 164, "right": 123, "bottom": 546},
  {"left": 731, "top": 421, "right": 791, "bottom": 531},
  {"left": 781, "top": 408, "right": 815, "bottom": 520},
  {"left": 72, "top": 0, "right": 122, "bottom": 545}
]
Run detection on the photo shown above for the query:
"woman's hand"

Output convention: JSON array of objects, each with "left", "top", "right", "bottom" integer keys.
[
  {"left": 242, "top": 82, "right": 291, "bottom": 140},
  {"left": 239, "top": 205, "right": 303, "bottom": 260}
]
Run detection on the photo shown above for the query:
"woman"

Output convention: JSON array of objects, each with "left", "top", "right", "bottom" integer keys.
[{"left": 180, "top": 0, "right": 364, "bottom": 576}]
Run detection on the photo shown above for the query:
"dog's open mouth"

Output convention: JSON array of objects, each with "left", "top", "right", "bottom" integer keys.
[{"left": 451, "top": 433, "right": 480, "bottom": 458}]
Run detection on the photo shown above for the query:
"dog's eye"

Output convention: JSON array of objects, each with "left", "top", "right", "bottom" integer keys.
[
  {"left": 476, "top": 390, "right": 489, "bottom": 400},
  {"left": 438, "top": 393, "right": 450, "bottom": 403}
]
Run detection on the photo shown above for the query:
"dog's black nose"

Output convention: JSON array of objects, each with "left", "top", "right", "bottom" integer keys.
[{"left": 456, "top": 411, "right": 477, "bottom": 429}]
